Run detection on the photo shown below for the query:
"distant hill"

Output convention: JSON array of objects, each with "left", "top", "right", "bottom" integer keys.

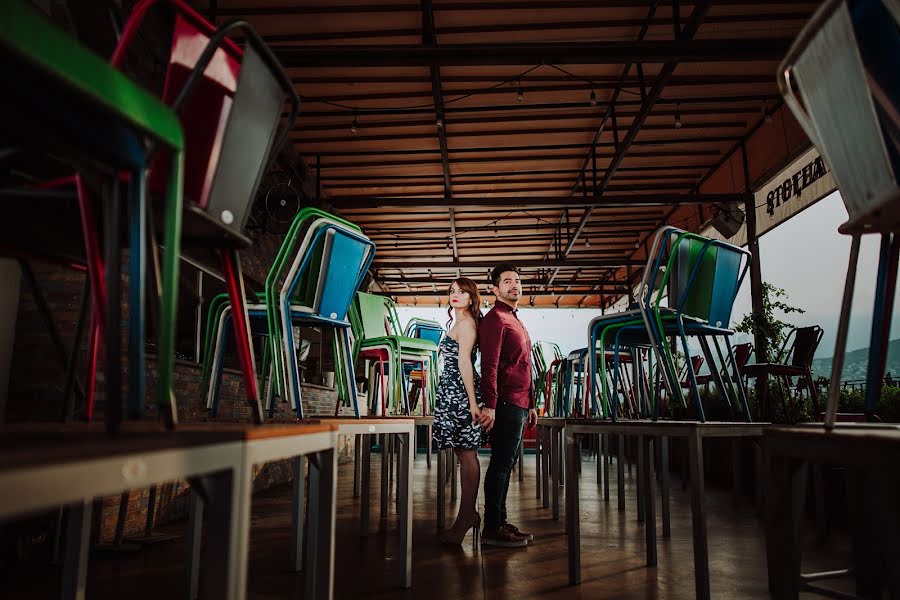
[{"left": 811, "top": 338, "right": 900, "bottom": 381}]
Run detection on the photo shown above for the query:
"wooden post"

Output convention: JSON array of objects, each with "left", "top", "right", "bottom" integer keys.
[{"left": 742, "top": 143, "right": 768, "bottom": 409}]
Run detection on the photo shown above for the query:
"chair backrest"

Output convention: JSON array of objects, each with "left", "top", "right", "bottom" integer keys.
[
  {"left": 662, "top": 232, "right": 750, "bottom": 327},
  {"left": 313, "top": 228, "right": 372, "bottom": 320},
  {"left": 117, "top": 0, "right": 298, "bottom": 236},
  {"left": 780, "top": 325, "right": 824, "bottom": 368},
  {"left": 408, "top": 320, "right": 444, "bottom": 345},
  {"left": 155, "top": 13, "right": 240, "bottom": 210},
  {"left": 355, "top": 292, "right": 395, "bottom": 340},
  {"left": 778, "top": 0, "right": 900, "bottom": 228},
  {"left": 732, "top": 342, "right": 754, "bottom": 373}
]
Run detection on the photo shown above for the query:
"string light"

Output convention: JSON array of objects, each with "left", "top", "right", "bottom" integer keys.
[
  {"left": 589, "top": 89, "right": 597, "bottom": 107},
  {"left": 674, "top": 102, "right": 682, "bottom": 129},
  {"left": 350, "top": 115, "right": 359, "bottom": 135},
  {"left": 494, "top": 226, "right": 499, "bottom": 238},
  {"left": 762, "top": 103, "right": 773, "bottom": 124},
  {"left": 515, "top": 80, "right": 525, "bottom": 102},
  {"left": 585, "top": 237, "right": 591, "bottom": 248},
  {"left": 436, "top": 118, "right": 444, "bottom": 128}
]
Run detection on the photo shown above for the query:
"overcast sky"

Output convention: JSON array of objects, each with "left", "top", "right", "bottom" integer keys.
[{"left": 397, "top": 191, "right": 899, "bottom": 360}]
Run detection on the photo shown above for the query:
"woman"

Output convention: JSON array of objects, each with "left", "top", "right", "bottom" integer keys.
[{"left": 433, "top": 277, "right": 486, "bottom": 547}]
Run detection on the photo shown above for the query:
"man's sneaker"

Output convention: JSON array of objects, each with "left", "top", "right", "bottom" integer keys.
[
  {"left": 481, "top": 526, "right": 528, "bottom": 547},
  {"left": 502, "top": 522, "right": 534, "bottom": 542}
]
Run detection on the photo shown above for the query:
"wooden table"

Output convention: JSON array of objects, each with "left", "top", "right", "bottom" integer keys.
[
  {"left": 0, "top": 424, "right": 244, "bottom": 600},
  {"left": 764, "top": 424, "right": 900, "bottom": 599},
  {"left": 565, "top": 420, "right": 766, "bottom": 600}
]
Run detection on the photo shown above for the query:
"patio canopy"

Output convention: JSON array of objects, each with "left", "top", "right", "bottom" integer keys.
[{"left": 202, "top": 0, "right": 821, "bottom": 307}]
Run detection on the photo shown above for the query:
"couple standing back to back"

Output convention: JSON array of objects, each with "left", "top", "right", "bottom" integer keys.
[{"left": 432, "top": 263, "right": 538, "bottom": 548}]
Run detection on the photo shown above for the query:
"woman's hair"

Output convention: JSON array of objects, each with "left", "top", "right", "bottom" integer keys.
[{"left": 446, "top": 277, "right": 483, "bottom": 335}]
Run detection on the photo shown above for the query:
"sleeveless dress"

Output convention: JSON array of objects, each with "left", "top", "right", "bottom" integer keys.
[{"left": 433, "top": 336, "right": 487, "bottom": 449}]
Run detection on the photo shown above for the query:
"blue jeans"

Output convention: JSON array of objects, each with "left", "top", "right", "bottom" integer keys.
[{"left": 484, "top": 402, "right": 527, "bottom": 530}]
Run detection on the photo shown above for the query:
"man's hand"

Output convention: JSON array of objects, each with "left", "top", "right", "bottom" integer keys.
[
  {"left": 527, "top": 408, "right": 538, "bottom": 428},
  {"left": 479, "top": 407, "right": 496, "bottom": 432}
]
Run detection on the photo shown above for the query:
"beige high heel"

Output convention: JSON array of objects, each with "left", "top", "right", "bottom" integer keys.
[{"left": 438, "top": 512, "right": 481, "bottom": 547}]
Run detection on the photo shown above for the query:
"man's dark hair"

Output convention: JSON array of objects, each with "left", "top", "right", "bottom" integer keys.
[{"left": 491, "top": 263, "right": 519, "bottom": 287}]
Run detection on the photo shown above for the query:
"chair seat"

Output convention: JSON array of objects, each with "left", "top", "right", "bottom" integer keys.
[{"left": 743, "top": 363, "right": 809, "bottom": 377}]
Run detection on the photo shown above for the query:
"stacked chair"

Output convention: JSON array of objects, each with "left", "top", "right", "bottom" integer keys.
[
  {"left": 3, "top": 0, "right": 300, "bottom": 427},
  {"left": 349, "top": 293, "right": 439, "bottom": 416},
  {"left": 532, "top": 341, "right": 563, "bottom": 415},
  {"left": 201, "top": 208, "right": 375, "bottom": 418},
  {"left": 778, "top": 0, "right": 900, "bottom": 425},
  {"left": 403, "top": 319, "right": 445, "bottom": 414},
  {"left": 588, "top": 226, "right": 753, "bottom": 422}
]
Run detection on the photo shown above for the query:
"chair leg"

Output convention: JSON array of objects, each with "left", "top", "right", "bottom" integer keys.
[
  {"left": 127, "top": 167, "right": 146, "bottom": 420},
  {"left": 220, "top": 249, "right": 262, "bottom": 424}
]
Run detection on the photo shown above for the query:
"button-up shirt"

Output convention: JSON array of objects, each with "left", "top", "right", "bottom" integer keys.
[{"left": 479, "top": 301, "right": 534, "bottom": 410}]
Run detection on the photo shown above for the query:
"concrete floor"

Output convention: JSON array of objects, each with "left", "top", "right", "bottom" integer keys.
[{"left": 5, "top": 449, "right": 856, "bottom": 599}]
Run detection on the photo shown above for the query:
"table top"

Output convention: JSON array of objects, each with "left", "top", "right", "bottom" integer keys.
[
  {"left": 0, "top": 422, "right": 338, "bottom": 470},
  {"left": 564, "top": 419, "right": 768, "bottom": 437}
]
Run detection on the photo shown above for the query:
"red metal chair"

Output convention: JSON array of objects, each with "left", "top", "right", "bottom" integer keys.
[{"left": 40, "top": 0, "right": 298, "bottom": 424}]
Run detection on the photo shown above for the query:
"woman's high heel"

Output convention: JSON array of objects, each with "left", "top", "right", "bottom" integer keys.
[{"left": 438, "top": 512, "right": 481, "bottom": 546}]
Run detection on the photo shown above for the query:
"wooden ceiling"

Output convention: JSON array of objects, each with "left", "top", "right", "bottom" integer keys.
[{"left": 200, "top": 0, "right": 818, "bottom": 307}]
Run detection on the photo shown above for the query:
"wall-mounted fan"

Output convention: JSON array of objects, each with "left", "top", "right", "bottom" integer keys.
[{"left": 264, "top": 179, "right": 301, "bottom": 234}]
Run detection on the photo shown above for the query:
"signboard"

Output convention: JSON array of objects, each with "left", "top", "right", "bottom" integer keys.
[{"left": 705, "top": 147, "right": 837, "bottom": 247}]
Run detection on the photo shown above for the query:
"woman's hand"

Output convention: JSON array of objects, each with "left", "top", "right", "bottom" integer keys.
[{"left": 470, "top": 403, "right": 482, "bottom": 425}]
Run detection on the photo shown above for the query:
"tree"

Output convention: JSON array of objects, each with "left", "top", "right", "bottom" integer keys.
[{"left": 734, "top": 282, "right": 805, "bottom": 363}]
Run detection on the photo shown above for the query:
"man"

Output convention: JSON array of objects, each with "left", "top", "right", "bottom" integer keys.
[{"left": 478, "top": 263, "right": 538, "bottom": 547}]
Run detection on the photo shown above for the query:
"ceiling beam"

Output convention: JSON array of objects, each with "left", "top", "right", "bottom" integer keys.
[
  {"left": 275, "top": 39, "right": 790, "bottom": 68},
  {"left": 331, "top": 192, "right": 750, "bottom": 208},
  {"left": 297, "top": 94, "right": 782, "bottom": 117},
  {"left": 266, "top": 14, "right": 809, "bottom": 44},
  {"left": 379, "top": 288, "right": 628, "bottom": 297},
  {"left": 295, "top": 106, "right": 763, "bottom": 132},
  {"left": 372, "top": 258, "right": 646, "bottom": 269},
  {"left": 219, "top": 1, "right": 815, "bottom": 17}
]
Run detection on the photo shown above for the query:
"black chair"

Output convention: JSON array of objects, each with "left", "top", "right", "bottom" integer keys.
[{"left": 743, "top": 326, "right": 823, "bottom": 421}]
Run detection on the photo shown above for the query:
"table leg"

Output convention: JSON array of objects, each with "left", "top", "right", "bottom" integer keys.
[
  {"left": 643, "top": 436, "right": 657, "bottom": 566},
  {"left": 291, "top": 456, "right": 306, "bottom": 572},
  {"left": 566, "top": 429, "right": 581, "bottom": 585},
  {"left": 661, "top": 435, "right": 670, "bottom": 538},
  {"left": 185, "top": 489, "right": 203, "bottom": 600},
  {"left": 603, "top": 434, "right": 610, "bottom": 502},
  {"left": 551, "top": 426, "right": 560, "bottom": 520},
  {"left": 61, "top": 501, "right": 91, "bottom": 600},
  {"left": 306, "top": 449, "right": 337, "bottom": 600},
  {"left": 426, "top": 425, "right": 432, "bottom": 468},
  {"left": 361, "top": 436, "right": 371, "bottom": 537},
  {"left": 637, "top": 435, "right": 645, "bottom": 523},
  {"left": 380, "top": 434, "right": 389, "bottom": 524},
  {"left": 103, "top": 181, "right": 121, "bottom": 433},
  {"left": 688, "top": 430, "right": 710, "bottom": 600},
  {"left": 201, "top": 466, "right": 245, "bottom": 600},
  {"left": 541, "top": 426, "right": 550, "bottom": 509},
  {"left": 535, "top": 425, "right": 542, "bottom": 499},
  {"left": 437, "top": 447, "right": 445, "bottom": 530},
  {"left": 399, "top": 432, "right": 413, "bottom": 589},
  {"left": 617, "top": 434, "right": 625, "bottom": 511},
  {"left": 127, "top": 166, "right": 145, "bottom": 419},
  {"left": 353, "top": 434, "right": 361, "bottom": 499}
]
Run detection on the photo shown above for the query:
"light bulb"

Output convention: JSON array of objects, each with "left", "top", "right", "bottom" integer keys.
[
  {"left": 436, "top": 118, "right": 443, "bottom": 128},
  {"left": 350, "top": 116, "right": 359, "bottom": 135},
  {"left": 589, "top": 89, "right": 597, "bottom": 107},
  {"left": 674, "top": 103, "right": 682, "bottom": 129},
  {"left": 585, "top": 238, "right": 591, "bottom": 248},
  {"left": 515, "top": 82, "right": 525, "bottom": 102}
]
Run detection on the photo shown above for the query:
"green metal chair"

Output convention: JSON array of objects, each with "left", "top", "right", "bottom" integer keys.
[{"left": 349, "top": 292, "right": 438, "bottom": 415}]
